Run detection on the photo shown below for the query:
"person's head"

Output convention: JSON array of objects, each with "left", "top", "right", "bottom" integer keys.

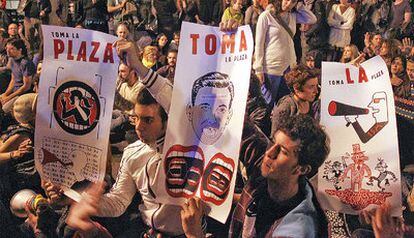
[
  {"left": 118, "top": 63, "right": 133, "bottom": 81},
  {"left": 380, "top": 40, "right": 390, "bottom": 57},
  {"left": 132, "top": 89, "right": 168, "bottom": 144},
  {"left": 371, "top": 33, "right": 382, "bottom": 48},
  {"left": 305, "top": 50, "right": 322, "bottom": 69},
  {"left": 262, "top": 114, "right": 330, "bottom": 184},
  {"left": 339, "top": 0, "right": 350, "bottom": 6},
  {"left": 391, "top": 55, "right": 406, "bottom": 76},
  {"left": 341, "top": 44, "right": 359, "bottom": 63},
  {"left": 116, "top": 23, "right": 130, "bottom": 39},
  {"left": 166, "top": 49, "right": 178, "bottom": 67},
  {"left": 271, "top": 0, "right": 298, "bottom": 13},
  {"left": 13, "top": 93, "right": 38, "bottom": 127},
  {"left": 6, "top": 38, "right": 27, "bottom": 58},
  {"left": 142, "top": 45, "right": 159, "bottom": 63},
  {"left": 156, "top": 33, "right": 168, "bottom": 48},
  {"left": 186, "top": 72, "right": 234, "bottom": 145},
  {"left": 231, "top": 0, "right": 243, "bottom": 12},
  {"left": 173, "top": 31, "right": 180, "bottom": 45},
  {"left": 407, "top": 56, "right": 414, "bottom": 81},
  {"left": 7, "top": 23, "right": 18, "bottom": 37},
  {"left": 285, "top": 66, "right": 319, "bottom": 102}
]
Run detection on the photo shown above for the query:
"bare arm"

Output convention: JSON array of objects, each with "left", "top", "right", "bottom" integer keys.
[
  {"left": 0, "top": 138, "right": 32, "bottom": 164},
  {"left": 5, "top": 75, "right": 32, "bottom": 101},
  {"left": 0, "top": 134, "right": 30, "bottom": 153}
]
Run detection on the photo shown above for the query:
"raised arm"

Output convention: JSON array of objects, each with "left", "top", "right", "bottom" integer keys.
[{"left": 115, "top": 40, "right": 172, "bottom": 113}]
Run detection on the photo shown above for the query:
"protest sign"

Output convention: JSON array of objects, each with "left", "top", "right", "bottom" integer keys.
[
  {"left": 151, "top": 22, "right": 253, "bottom": 223},
  {"left": 35, "top": 26, "right": 118, "bottom": 200},
  {"left": 318, "top": 56, "right": 402, "bottom": 216}
]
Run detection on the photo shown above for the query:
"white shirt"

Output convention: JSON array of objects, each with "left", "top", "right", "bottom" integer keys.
[
  {"left": 253, "top": 3, "right": 317, "bottom": 76},
  {"left": 328, "top": 4, "right": 356, "bottom": 48}
]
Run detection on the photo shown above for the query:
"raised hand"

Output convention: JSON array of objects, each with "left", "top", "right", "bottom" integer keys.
[
  {"left": 66, "top": 182, "right": 105, "bottom": 232},
  {"left": 219, "top": 19, "right": 239, "bottom": 32},
  {"left": 42, "top": 181, "right": 65, "bottom": 205},
  {"left": 371, "top": 203, "right": 403, "bottom": 238},
  {"left": 180, "top": 197, "right": 205, "bottom": 238}
]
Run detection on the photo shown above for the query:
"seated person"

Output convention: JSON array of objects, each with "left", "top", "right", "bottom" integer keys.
[
  {"left": 0, "top": 93, "right": 40, "bottom": 204},
  {"left": 65, "top": 89, "right": 189, "bottom": 237},
  {"left": 156, "top": 49, "right": 177, "bottom": 83},
  {"left": 0, "top": 39, "right": 35, "bottom": 114},
  {"left": 114, "top": 63, "right": 144, "bottom": 114},
  {"left": 111, "top": 63, "right": 143, "bottom": 145}
]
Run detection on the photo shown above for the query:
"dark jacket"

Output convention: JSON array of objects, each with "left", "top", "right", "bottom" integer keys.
[
  {"left": 305, "top": 0, "right": 332, "bottom": 50},
  {"left": 23, "top": 0, "right": 52, "bottom": 19},
  {"left": 56, "top": 0, "right": 85, "bottom": 26}
]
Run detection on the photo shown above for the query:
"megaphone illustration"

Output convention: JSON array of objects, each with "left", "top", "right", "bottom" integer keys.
[
  {"left": 328, "top": 101, "right": 369, "bottom": 116},
  {"left": 328, "top": 100, "right": 369, "bottom": 126}
]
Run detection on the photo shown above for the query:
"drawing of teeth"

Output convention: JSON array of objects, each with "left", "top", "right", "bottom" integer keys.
[
  {"left": 165, "top": 145, "right": 205, "bottom": 198},
  {"left": 200, "top": 153, "right": 234, "bottom": 206}
]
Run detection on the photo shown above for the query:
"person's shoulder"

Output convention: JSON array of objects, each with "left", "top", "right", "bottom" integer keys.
[
  {"left": 21, "top": 57, "right": 35, "bottom": 66},
  {"left": 156, "top": 65, "right": 169, "bottom": 73},
  {"left": 257, "top": 9, "right": 272, "bottom": 22},
  {"left": 273, "top": 214, "right": 318, "bottom": 237},
  {"left": 277, "top": 94, "right": 295, "bottom": 106},
  {"left": 273, "top": 183, "right": 322, "bottom": 237},
  {"left": 330, "top": 3, "right": 339, "bottom": 9},
  {"left": 123, "top": 140, "right": 150, "bottom": 157},
  {"left": 262, "top": 9, "right": 272, "bottom": 16}
]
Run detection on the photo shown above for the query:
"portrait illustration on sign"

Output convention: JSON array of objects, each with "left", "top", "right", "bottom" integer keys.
[{"left": 186, "top": 72, "right": 234, "bottom": 145}]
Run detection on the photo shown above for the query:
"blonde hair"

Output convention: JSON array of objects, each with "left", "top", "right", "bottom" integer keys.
[
  {"left": 142, "top": 46, "right": 158, "bottom": 59},
  {"left": 340, "top": 44, "right": 359, "bottom": 63}
]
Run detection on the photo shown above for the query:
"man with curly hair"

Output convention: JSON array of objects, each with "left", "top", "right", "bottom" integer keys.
[{"left": 181, "top": 113, "right": 330, "bottom": 238}]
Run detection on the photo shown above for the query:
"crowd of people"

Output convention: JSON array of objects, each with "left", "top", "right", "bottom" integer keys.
[{"left": 0, "top": 0, "right": 413, "bottom": 237}]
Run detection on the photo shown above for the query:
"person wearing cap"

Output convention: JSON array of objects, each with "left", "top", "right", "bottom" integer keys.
[{"left": 0, "top": 93, "right": 40, "bottom": 204}]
